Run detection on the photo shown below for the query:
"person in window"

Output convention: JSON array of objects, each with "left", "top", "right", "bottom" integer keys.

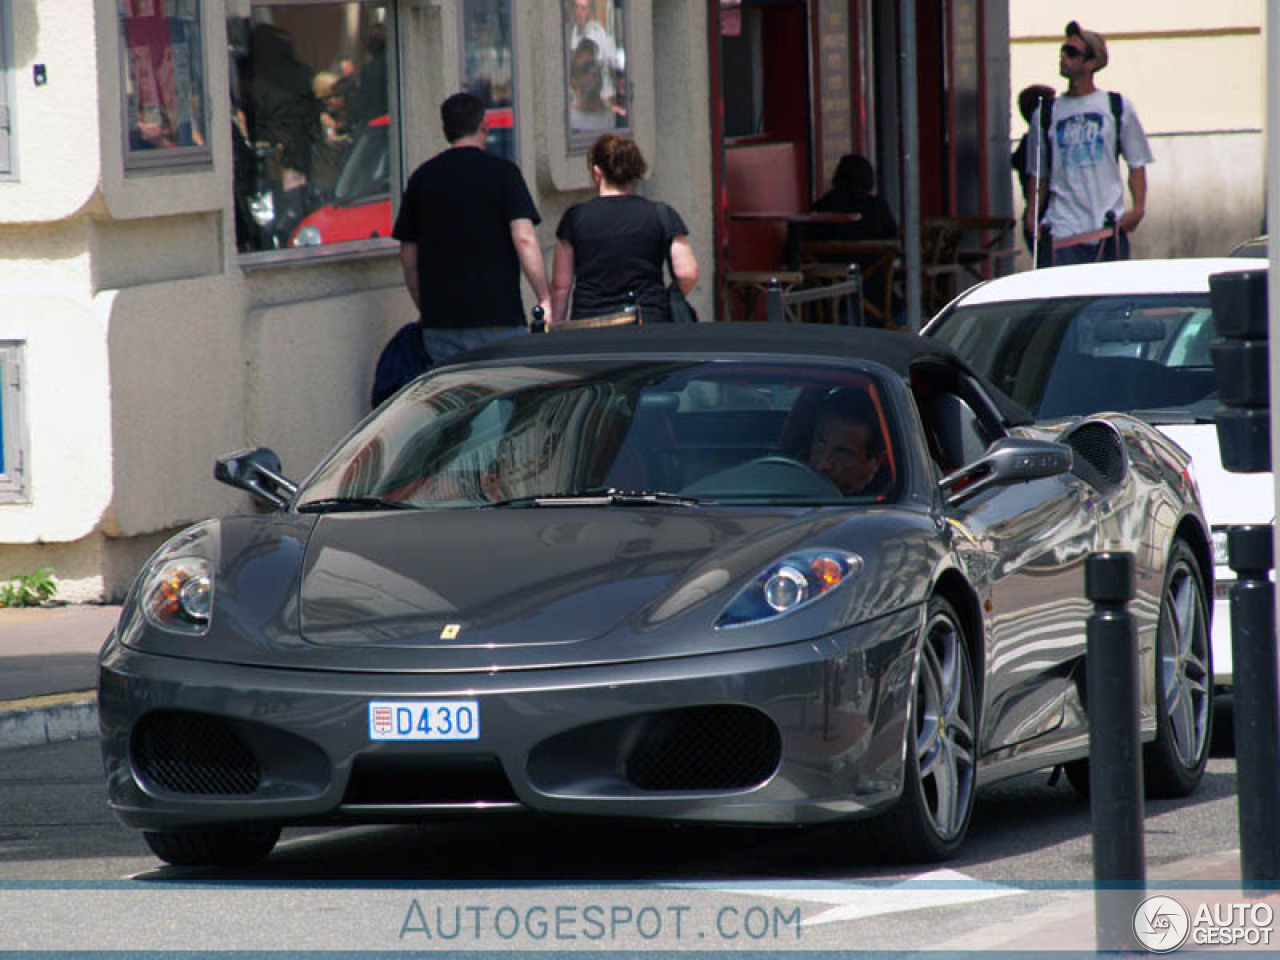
[
  {"left": 551, "top": 134, "right": 699, "bottom": 326},
  {"left": 243, "top": 23, "right": 324, "bottom": 245},
  {"left": 567, "top": 39, "right": 615, "bottom": 134},
  {"left": 570, "top": 0, "right": 619, "bottom": 107},
  {"left": 348, "top": 24, "right": 389, "bottom": 131},
  {"left": 807, "top": 388, "right": 891, "bottom": 497}
]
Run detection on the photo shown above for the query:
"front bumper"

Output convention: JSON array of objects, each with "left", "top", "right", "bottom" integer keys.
[{"left": 99, "top": 607, "right": 921, "bottom": 832}]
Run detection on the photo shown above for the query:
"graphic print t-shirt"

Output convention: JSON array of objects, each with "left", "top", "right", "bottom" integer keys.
[{"left": 1027, "top": 90, "right": 1152, "bottom": 240}]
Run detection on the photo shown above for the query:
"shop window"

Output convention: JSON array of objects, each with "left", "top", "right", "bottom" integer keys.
[
  {"left": 563, "top": 0, "right": 630, "bottom": 153},
  {"left": 0, "top": 0, "right": 14, "bottom": 177},
  {"left": 229, "top": 1, "right": 396, "bottom": 255},
  {"left": 462, "top": 0, "right": 517, "bottom": 164},
  {"left": 0, "top": 343, "right": 27, "bottom": 503},
  {"left": 119, "top": 0, "right": 211, "bottom": 171}
]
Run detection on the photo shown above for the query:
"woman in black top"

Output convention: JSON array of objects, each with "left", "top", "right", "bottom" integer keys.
[{"left": 551, "top": 134, "right": 698, "bottom": 325}]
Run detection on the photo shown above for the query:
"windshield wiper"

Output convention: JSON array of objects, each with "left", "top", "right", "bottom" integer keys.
[
  {"left": 483, "top": 487, "right": 707, "bottom": 508},
  {"left": 296, "top": 496, "right": 418, "bottom": 514}
]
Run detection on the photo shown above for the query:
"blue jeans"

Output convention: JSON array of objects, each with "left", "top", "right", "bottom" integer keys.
[{"left": 421, "top": 325, "right": 527, "bottom": 368}]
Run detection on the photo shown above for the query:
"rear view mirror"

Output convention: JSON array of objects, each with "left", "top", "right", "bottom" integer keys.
[
  {"left": 940, "top": 437, "right": 1073, "bottom": 507},
  {"left": 214, "top": 447, "right": 297, "bottom": 510}
]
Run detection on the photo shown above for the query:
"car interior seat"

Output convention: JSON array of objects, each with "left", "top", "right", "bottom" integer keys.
[
  {"left": 605, "top": 392, "right": 682, "bottom": 491},
  {"left": 922, "top": 391, "right": 991, "bottom": 473}
]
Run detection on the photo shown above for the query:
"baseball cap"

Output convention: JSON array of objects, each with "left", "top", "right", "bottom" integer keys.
[{"left": 1066, "top": 20, "right": 1108, "bottom": 71}]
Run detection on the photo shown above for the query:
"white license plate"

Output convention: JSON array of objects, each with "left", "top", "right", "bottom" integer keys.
[{"left": 368, "top": 700, "right": 480, "bottom": 741}]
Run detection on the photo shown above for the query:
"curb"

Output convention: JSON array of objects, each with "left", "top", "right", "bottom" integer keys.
[{"left": 0, "top": 690, "right": 98, "bottom": 752}]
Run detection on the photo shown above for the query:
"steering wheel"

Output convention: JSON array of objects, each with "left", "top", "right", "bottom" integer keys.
[{"left": 738, "top": 455, "right": 845, "bottom": 497}]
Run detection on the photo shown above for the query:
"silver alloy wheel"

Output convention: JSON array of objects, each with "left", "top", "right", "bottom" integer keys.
[
  {"left": 915, "top": 608, "right": 977, "bottom": 841},
  {"left": 1159, "top": 560, "right": 1211, "bottom": 769}
]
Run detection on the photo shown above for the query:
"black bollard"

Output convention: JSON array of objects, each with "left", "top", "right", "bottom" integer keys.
[
  {"left": 1229, "top": 524, "right": 1280, "bottom": 893},
  {"left": 1085, "top": 551, "right": 1145, "bottom": 953}
]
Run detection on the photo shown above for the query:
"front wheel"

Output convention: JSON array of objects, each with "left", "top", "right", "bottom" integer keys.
[
  {"left": 873, "top": 596, "right": 977, "bottom": 862},
  {"left": 1143, "top": 540, "right": 1212, "bottom": 798},
  {"left": 143, "top": 823, "right": 281, "bottom": 867}
]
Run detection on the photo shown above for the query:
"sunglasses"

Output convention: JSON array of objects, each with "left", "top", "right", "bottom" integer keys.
[{"left": 1060, "top": 43, "right": 1091, "bottom": 60}]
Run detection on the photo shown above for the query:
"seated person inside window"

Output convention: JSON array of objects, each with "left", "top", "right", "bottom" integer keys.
[{"left": 807, "top": 387, "right": 891, "bottom": 497}]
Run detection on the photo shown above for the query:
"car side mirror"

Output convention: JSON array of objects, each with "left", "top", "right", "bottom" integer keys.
[
  {"left": 214, "top": 447, "right": 297, "bottom": 510},
  {"left": 939, "top": 437, "right": 1073, "bottom": 507}
]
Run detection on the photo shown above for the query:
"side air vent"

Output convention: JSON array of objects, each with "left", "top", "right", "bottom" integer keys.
[
  {"left": 1060, "top": 420, "right": 1126, "bottom": 493},
  {"left": 133, "top": 711, "right": 261, "bottom": 795}
]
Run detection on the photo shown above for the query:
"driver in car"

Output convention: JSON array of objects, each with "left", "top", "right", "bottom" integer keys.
[{"left": 808, "top": 388, "right": 891, "bottom": 496}]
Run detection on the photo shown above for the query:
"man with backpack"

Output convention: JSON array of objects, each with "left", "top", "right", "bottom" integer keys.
[{"left": 1026, "top": 21, "right": 1153, "bottom": 268}]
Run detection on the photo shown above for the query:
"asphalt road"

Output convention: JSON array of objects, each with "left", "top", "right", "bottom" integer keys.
[{"left": 0, "top": 709, "right": 1244, "bottom": 953}]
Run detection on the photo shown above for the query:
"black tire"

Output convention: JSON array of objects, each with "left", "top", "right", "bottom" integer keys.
[
  {"left": 1143, "top": 540, "right": 1213, "bottom": 798},
  {"left": 1063, "top": 758, "right": 1090, "bottom": 798},
  {"left": 872, "top": 596, "right": 978, "bottom": 862},
  {"left": 143, "top": 823, "right": 281, "bottom": 867}
]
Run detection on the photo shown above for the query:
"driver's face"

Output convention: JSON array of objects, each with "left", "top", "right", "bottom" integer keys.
[{"left": 809, "top": 415, "right": 884, "bottom": 495}]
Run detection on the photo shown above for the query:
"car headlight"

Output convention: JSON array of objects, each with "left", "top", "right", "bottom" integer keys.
[
  {"left": 292, "top": 224, "right": 324, "bottom": 247},
  {"left": 1212, "top": 529, "right": 1229, "bottom": 567},
  {"left": 717, "top": 549, "right": 862, "bottom": 628},
  {"left": 141, "top": 557, "right": 213, "bottom": 635}
]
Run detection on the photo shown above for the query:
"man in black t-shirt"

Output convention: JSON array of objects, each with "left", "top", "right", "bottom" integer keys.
[{"left": 392, "top": 93, "right": 551, "bottom": 367}]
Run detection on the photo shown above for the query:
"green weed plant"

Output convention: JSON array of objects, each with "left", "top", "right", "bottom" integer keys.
[{"left": 0, "top": 567, "right": 57, "bottom": 608}]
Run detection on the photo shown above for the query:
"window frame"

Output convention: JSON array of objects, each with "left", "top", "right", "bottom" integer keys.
[
  {"left": 0, "top": 0, "right": 14, "bottom": 178},
  {"left": 118, "top": 0, "right": 213, "bottom": 172},
  {"left": 0, "top": 342, "right": 29, "bottom": 503},
  {"left": 231, "top": 0, "right": 402, "bottom": 266}
]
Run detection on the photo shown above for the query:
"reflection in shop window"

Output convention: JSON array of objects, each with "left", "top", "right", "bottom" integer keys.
[
  {"left": 462, "top": 0, "right": 517, "bottom": 164},
  {"left": 563, "top": 0, "right": 629, "bottom": 153},
  {"left": 228, "top": 2, "right": 395, "bottom": 254},
  {"left": 120, "top": 0, "right": 210, "bottom": 170}
]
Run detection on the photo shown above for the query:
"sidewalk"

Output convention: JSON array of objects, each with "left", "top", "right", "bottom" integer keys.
[{"left": 0, "top": 603, "right": 120, "bottom": 751}]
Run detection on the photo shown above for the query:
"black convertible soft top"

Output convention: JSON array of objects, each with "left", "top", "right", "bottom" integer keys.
[{"left": 454, "top": 323, "right": 1035, "bottom": 427}]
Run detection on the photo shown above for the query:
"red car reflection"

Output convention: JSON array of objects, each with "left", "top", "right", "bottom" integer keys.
[{"left": 290, "top": 109, "right": 514, "bottom": 248}]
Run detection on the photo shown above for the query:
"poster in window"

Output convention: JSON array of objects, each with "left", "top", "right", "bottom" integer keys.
[
  {"left": 120, "top": 0, "right": 208, "bottom": 165},
  {"left": 564, "top": 0, "right": 629, "bottom": 151}
]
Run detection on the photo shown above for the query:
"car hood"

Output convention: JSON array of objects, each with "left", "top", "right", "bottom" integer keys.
[
  {"left": 119, "top": 506, "right": 936, "bottom": 673},
  {"left": 1158, "top": 424, "right": 1274, "bottom": 528},
  {"left": 297, "top": 508, "right": 785, "bottom": 650}
]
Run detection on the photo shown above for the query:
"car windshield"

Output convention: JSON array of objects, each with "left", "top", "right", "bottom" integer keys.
[
  {"left": 930, "top": 294, "right": 1217, "bottom": 423},
  {"left": 296, "top": 360, "right": 903, "bottom": 509},
  {"left": 333, "top": 121, "right": 389, "bottom": 205}
]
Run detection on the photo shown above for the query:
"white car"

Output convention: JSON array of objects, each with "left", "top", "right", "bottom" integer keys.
[{"left": 924, "top": 258, "right": 1273, "bottom": 691}]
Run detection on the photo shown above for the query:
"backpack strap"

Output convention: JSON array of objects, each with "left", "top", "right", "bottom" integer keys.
[{"left": 1109, "top": 91, "right": 1124, "bottom": 161}]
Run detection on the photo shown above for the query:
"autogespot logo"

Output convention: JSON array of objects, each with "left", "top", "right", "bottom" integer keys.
[{"left": 1133, "top": 895, "right": 1191, "bottom": 953}]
